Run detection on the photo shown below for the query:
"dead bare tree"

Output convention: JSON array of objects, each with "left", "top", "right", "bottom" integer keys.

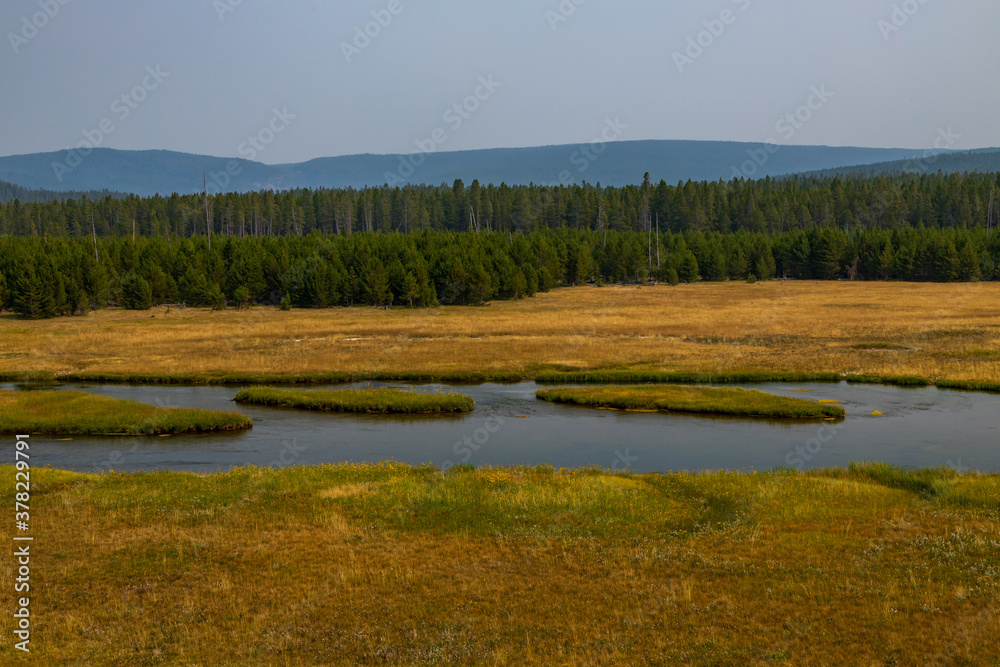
[
  {"left": 90, "top": 214, "right": 98, "bottom": 262},
  {"left": 203, "top": 173, "right": 212, "bottom": 250}
]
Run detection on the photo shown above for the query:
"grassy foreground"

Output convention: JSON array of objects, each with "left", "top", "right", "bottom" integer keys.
[
  {"left": 537, "top": 385, "right": 847, "bottom": 419},
  {"left": 1, "top": 463, "right": 998, "bottom": 664},
  {"left": 0, "top": 390, "right": 252, "bottom": 435},
  {"left": 234, "top": 387, "right": 474, "bottom": 414},
  {"left": 2, "top": 283, "right": 1000, "bottom": 386}
]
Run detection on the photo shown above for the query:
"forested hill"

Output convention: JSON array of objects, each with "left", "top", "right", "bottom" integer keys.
[
  {"left": 804, "top": 150, "right": 1000, "bottom": 180},
  {"left": 0, "top": 179, "right": 124, "bottom": 204},
  {"left": 0, "top": 142, "right": 939, "bottom": 196}
]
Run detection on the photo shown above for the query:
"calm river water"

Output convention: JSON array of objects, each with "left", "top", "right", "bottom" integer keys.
[{"left": 5, "top": 381, "right": 998, "bottom": 474}]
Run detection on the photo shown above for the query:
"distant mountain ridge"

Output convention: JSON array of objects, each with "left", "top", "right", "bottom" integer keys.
[
  {"left": 0, "top": 141, "right": 995, "bottom": 198},
  {"left": 799, "top": 149, "right": 1000, "bottom": 179}
]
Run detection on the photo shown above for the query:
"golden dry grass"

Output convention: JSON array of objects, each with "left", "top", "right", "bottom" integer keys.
[
  {"left": 1, "top": 464, "right": 998, "bottom": 665},
  {"left": 1, "top": 281, "right": 999, "bottom": 382}
]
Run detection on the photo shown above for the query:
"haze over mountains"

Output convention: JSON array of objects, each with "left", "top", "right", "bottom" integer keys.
[{"left": 1, "top": 140, "right": 997, "bottom": 201}]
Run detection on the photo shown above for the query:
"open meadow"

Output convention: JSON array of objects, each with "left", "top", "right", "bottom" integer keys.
[
  {"left": 1, "top": 463, "right": 998, "bottom": 665},
  {"left": 3, "top": 282, "right": 1000, "bottom": 664},
  {"left": 1, "top": 282, "right": 999, "bottom": 384}
]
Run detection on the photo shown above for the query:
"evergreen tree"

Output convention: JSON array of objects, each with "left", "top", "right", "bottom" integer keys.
[
  {"left": 957, "top": 243, "right": 980, "bottom": 281},
  {"left": 678, "top": 251, "right": 699, "bottom": 282},
  {"left": 119, "top": 273, "right": 153, "bottom": 310},
  {"left": 12, "top": 262, "right": 57, "bottom": 319}
]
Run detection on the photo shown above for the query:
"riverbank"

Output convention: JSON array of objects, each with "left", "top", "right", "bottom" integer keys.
[{"left": 1, "top": 463, "right": 997, "bottom": 664}]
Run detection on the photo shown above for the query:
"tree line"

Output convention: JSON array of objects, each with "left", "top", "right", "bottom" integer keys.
[
  {"left": 1, "top": 171, "right": 999, "bottom": 239},
  {"left": 0, "top": 180, "right": 123, "bottom": 206},
  {"left": 1, "top": 225, "right": 997, "bottom": 319}
]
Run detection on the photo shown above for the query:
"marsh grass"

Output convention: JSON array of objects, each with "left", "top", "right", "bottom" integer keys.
[
  {"left": 0, "top": 389, "right": 252, "bottom": 435},
  {"left": 234, "top": 386, "right": 475, "bottom": 413},
  {"left": 936, "top": 379, "right": 1000, "bottom": 393},
  {"left": 2, "top": 463, "right": 999, "bottom": 664},
  {"left": 536, "top": 385, "right": 846, "bottom": 419},
  {"left": 535, "top": 369, "right": 845, "bottom": 385},
  {"left": 0, "top": 371, "right": 57, "bottom": 383}
]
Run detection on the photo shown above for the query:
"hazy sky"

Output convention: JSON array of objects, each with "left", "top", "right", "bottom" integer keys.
[{"left": 1, "top": 0, "right": 998, "bottom": 164}]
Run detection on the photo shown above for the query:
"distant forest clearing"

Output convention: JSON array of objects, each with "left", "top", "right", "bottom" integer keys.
[{"left": 1, "top": 283, "right": 998, "bottom": 386}]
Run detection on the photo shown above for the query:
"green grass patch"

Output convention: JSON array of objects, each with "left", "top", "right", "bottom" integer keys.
[
  {"left": 949, "top": 349, "right": 1000, "bottom": 359},
  {"left": 935, "top": 379, "right": 1000, "bottom": 393},
  {"left": 844, "top": 373, "right": 931, "bottom": 387},
  {"left": 0, "top": 389, "right": 252, "bottom": 435},
  {"left": 842, "top": 462, "right": 951, "bottom": 494},
  {"left": 234, "top": 386, "right": 475, "bottom": 414},
  {"left": 536, "top": 385, "right": 846, "bottom": 420},
  {"left": 848, "top": 342, "right": 911, "bottom": 351}
]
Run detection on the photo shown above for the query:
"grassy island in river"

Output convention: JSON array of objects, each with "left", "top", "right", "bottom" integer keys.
[
  {"left": 536, "top": 385, "right": 847, "bottom": 419},
  {"left": 234, "top": 386, "right": 475, "bottom": 414},
  {"left": 0, "top": 389, "right": 252, "bottom": 435}
]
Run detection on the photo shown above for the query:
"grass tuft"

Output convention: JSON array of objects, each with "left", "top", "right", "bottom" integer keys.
[{"left": 844, "top": 462, "right": 952, "bottom": 494}]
